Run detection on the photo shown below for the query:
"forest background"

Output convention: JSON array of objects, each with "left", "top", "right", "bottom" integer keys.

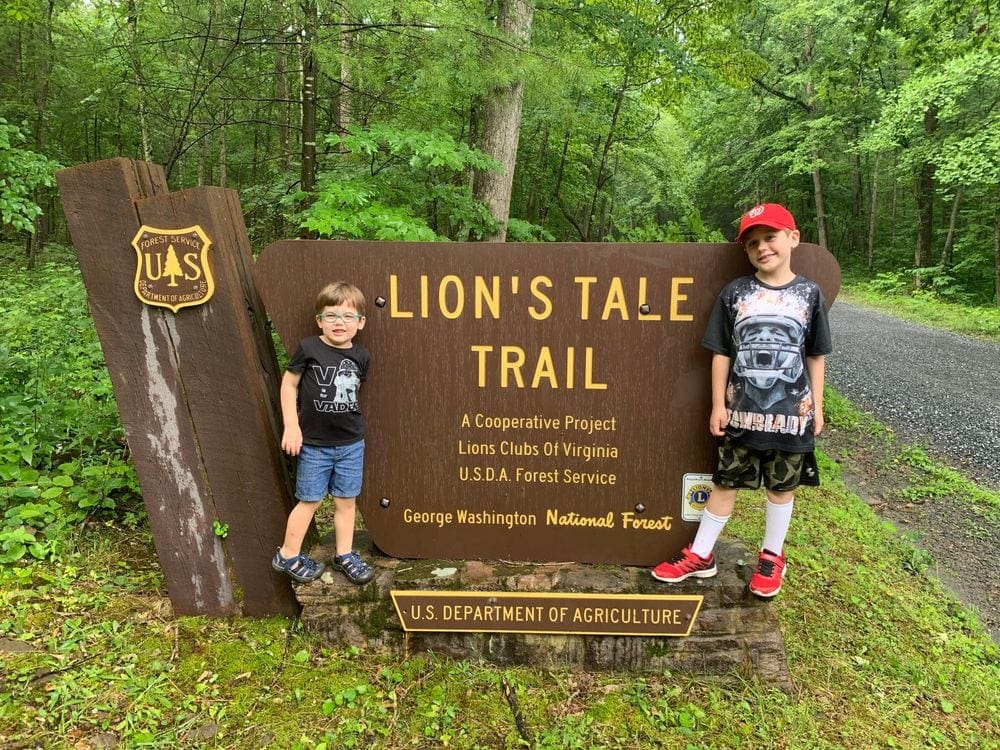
[
  {"left": 2, "top": 0, "right": 999, "bottom": 305},
  {"left": 2, "top": 1, "right": 1000, "bottom": 747}
]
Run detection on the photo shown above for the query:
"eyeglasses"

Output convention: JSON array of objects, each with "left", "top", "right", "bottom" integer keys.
[{"left": 316, "top": 312, "right": 362, "bottom": 323}]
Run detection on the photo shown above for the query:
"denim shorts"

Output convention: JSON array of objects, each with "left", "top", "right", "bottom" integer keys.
[{"left": 295, "top": 440, "right": 365, "bottom": 501}]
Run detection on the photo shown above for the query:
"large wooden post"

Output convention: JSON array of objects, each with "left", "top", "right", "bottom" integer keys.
[{"left": 58, "top": 158, "right": 298, "bottom": 616}]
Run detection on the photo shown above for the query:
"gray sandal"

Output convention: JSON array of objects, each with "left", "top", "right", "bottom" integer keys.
[
  {"left": 331, "top": 551, "right": 374, "bottom": 584},
  {"left": 272, "top": 549, "right": 325, "bottom": 582}
]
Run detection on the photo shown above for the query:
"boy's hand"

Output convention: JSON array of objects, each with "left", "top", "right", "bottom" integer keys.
[
  {"left": 709, "top": 405, "right": 729, "bottom": 437},
  {"left": 281, "top": 426, "right": 303, "bottom": 455},
  {"left": 813, "top": 409, "right": 825, "bottom": 436}
]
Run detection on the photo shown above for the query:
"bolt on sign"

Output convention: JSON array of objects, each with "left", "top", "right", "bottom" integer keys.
[
  {"left": 254, "top": 241, "right": 839, "bottom": 566},
  {"left": 131, "top": 225, "right": 215, "bottom": 312}
]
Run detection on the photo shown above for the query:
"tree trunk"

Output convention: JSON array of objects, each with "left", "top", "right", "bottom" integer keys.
[
  {"left": 915, "top": 107, "right": 938, "bottom": 269},
  {"left": 299, "top": 0, "right": 318, "bottom": 236},
  {"left": 994, "top": 184, "right": 1000, "bottom": 306},
  {"left": 810, "top": 144, "right": 828, "bottom": 249},
  {"left": 218, "top": 102, "right": 228, "bottom": 188},
  {"left": 891, "top": 156, "right": 898, "bottom": 246},
  {"left": 940, "top": 186, "right": 962, "bottom": 267},
  {"left": 126, "top": 0, "right": 152, "bottom": 162},
  {"left": 803, "top": 34, "right": 828, "bottom": 250},
  {"left": 26, "top": 0, "right": 55, "bottom": 269},
  {"left": 851, "top": 137, "right": 863, "bottom": 257},
  {"left": 584, "top": 77, "right": 628, "bottom": 242},
  {"left": 276, "top": 36, "right": 291, "bottom": 172},
  {"left": 867, "top": 153, "right": 879, "bottom": 274},
  {"left": 524, "top": 122, "right": 548, "bottom": 223},
  {"left": 335, "top": 8, "right": 352, "bottom": 142},
  {"left": 474, "top": 0, "right": 535, "bottom": 242}
]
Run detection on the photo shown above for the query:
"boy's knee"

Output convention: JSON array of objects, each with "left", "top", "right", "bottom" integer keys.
[
  {"left": 766, "top": 490, "right": 794, "bottom": 504},
  {"left": 707, "top": 485, "right": 738, "bottom": 514}
]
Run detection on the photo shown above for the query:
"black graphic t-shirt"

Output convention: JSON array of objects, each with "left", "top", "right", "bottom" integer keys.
[
  {"left": 287, "top": 336, "right": 370, "bottom": 446},
  {"left": 701, "top": 275, "right": 832, "bottom": 452}
]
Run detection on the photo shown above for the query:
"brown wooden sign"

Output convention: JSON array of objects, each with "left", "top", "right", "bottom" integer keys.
[
  {"left": 391, "top": 591, "right": 703, "bottom": 636},
  {"left": 58, "top": 159, "right": 298, "bottom": 617},
  {"left": 254, "top": 240, "right": 839, "bottom": 566}
]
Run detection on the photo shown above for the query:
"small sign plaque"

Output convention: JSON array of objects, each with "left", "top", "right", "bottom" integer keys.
[
  {"left": 391, "top": 590, "right": 703, "bottom": 636},
  {"left": 131, "top": 224, "right": 215, "bottom": 312},
  {"left": 682, "top": 472, "right": 714, "bottom": 521}
]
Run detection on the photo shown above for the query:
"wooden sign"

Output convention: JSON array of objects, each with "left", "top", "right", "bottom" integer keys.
[
  {"left": 58, "top": 159, "right": 298, "bottom": 617},
  {"left": 254, "top": 240, "right": 839, "bottom": 566}
]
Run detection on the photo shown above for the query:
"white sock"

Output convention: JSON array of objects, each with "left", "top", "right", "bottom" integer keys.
[
  {"left": 690, "top": 510, "right": 730, "bottom": 558},
  {"left": 762, "top": 498, "right": 794, "bottom": 554}
]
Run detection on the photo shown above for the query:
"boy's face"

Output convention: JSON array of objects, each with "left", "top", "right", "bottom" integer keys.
[
  {"left": 742, "top": 225, "right": 800, "bottom": 277},
  {"left": 315, "top": 303, "right": 365, "bottom": 348}
]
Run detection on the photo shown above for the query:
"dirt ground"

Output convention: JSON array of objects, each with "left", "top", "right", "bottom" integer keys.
[{"left": 819, "top": 422, "right": 1000, "bottom": 645}]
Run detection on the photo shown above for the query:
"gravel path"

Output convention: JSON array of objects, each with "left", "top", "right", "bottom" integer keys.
[
  {"left": 827, "top": 302, "right": 1000, "bottom": 486},
  {"left": 825, "top": 301, "right": 1000, "bottom": 642}
]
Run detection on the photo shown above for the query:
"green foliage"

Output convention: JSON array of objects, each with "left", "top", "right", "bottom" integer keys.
[
  {"left": 0, "top": 119, "right": 60, "bottom": 233},
  {"left": 620, "top": 212, "right": 727, "bottom": 243},
  {"left": 505, "top": 217, "right": 555, "bottom": 242},
  {"left": 298, "top": 180, "right": 440, "bottom": 241},
  {"left": 871, "top": 46, "right": 1000, "bottom": 186},
  {"left": 299, "top": 125, "right": 502, "bottom": 241},
  {"left": 0, "top": 245, "right": 142, "bottom": 561},
  {"left": 2, "top": 0, "right": 35, "bottom": 22}
]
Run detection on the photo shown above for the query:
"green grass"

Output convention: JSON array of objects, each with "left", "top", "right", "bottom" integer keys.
[
  {"left": 823, "top": 388, "right": 1000, "bottom": 518},
  {"left": 839, "top": 284, "right": 1000, "bottom": 343},
  {"left": 2, "top": 451, "right": 998, "bottom": 748}
]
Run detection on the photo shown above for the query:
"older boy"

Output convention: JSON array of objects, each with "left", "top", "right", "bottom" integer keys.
[
  {"left": 271, "top": 281, "right": 375, "bottom": 585},
  {"left": 652, "top": 203, "right": 832, "bottom": 597}
]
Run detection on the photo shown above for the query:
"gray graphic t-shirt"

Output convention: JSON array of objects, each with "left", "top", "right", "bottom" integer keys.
[{"left": 701, "top": 275, "right": 832, "bottom": 452}]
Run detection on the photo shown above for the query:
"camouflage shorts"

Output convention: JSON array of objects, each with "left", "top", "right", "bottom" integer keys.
[{"left": 712, "top": 436, "right": 820, "bottom": 491}]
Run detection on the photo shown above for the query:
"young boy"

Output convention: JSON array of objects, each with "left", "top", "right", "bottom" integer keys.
[
  {"left": 271, "top": 281, "right": 375, "bottom": 585},
  {"left": 652, "top": 203, "right": 832, "bottom": 598}
]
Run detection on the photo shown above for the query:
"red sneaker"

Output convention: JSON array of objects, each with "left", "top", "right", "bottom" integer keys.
[
  {"left": 749, "top": 549, "right": 787, "bottom": 598},
  {"left": 651, "top": 545, "right": 717, "bottom": 583}
]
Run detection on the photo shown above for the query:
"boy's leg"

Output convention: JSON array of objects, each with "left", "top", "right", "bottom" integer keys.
[
  {"left": 332, "top": 496, "right": 357, "bottom": 556},
  {"left": 751, "top": 449, "right": 809, "bottom": 597},
  {"left": 326, "top": 440, "right": 364, "bottom": 556},
  {"left": 652, "top": 485, "right": 734, "bottom": 582},
  {"left": 273, "top": 444, "right": 333, "bottom": 582},
  {"left": 330, "top": 496, "right": 374, "bottom": 584},
  {"left": 273, "top": 499, "right": 326, "bottom": 582},
  {"left": 693, "top": 435, "right": 755, "bottom": 556},
  {"left": 761, "top": 490, "right": 794, "bottom": 554},
  {"left": 280, "top": 500, "right": 321, "bottom": 559},
  {"left": 690, "top": 485, "right": 737, "bottom": 558},
  {"left": 326, "top": 441, "right": 373, "bottom": 584}
]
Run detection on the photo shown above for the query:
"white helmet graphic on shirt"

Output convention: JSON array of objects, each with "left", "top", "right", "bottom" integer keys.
[
  {"left": 733, "top": 310, "right": 804, "bottom": 391},
  {"left": 334, "top": 359, "right": 361, "bottom": 408}
]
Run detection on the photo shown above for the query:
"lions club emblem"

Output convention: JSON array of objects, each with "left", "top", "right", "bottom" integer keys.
[
  {"left": 131, "top": 225, "right": 215, "bottom": 312},
  {"left": 681, "top": 473, "right": 714, "bottom": 521}
]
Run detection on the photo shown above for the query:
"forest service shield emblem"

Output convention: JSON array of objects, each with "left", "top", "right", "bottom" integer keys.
[{"left": 131, "top": 225, "right": 215, "bottom": 312}]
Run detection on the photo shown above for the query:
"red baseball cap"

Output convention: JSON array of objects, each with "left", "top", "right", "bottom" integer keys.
[{"left": 737, "top": 203, "right": 797, "bottom": 243}]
